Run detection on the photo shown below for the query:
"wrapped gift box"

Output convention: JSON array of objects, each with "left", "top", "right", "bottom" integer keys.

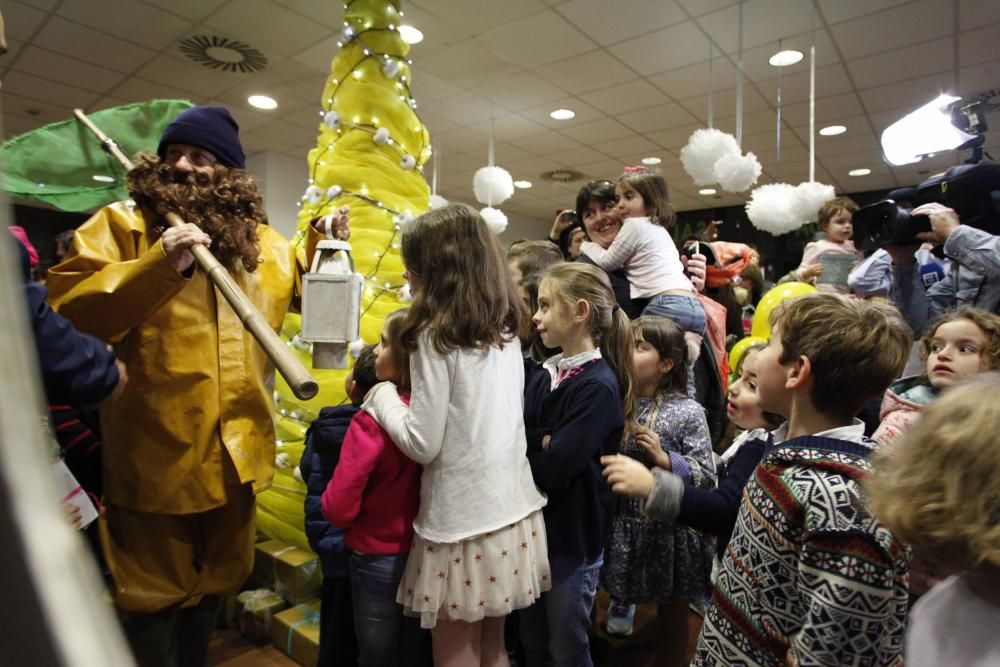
[
  {"left": 271, "top": 601, "right": 321, "bottom": 667},
  {"left": 251, "top": 539, "right": 321, "bottom": 605},
  {"left": 236, "top": 588, "right": 287, "bottom": 643}
]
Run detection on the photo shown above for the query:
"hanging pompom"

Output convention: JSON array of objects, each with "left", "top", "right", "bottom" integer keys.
[
  {"left": 746, "top": 183, "right": 804, "bottom": 234},
  {"left": 473, "top": 166, "right": 515, "bottom": 206},
  {"left": 304, "top": 185, "right": 323, "bottom": 204},
  {"left": 348, "top": 339, "right": 366, "bottom": 359},
  {"left": 400, "top": 154, "right": 416, "bottom": 170},
  {"left": 680, "top": 128, "right": 740, "bottom": 185},
  {"left": 479, "top": 206, "right": 508, "bottom": 234},
  {"left": 429, "top": 194, "right": 449, "bottom": 210},
  {"left": 326, "top": 184, "right": 342, "bottom": 200},
  {"left": 372, "top": 127, "right": 390, "bottom": 145},
  {"left": 398, "top": 284, "right": 413, "bottom": 303},
  {"left": 323, "top": 110, "right": 340, "bottom": 129},
  {"left": 381, "top": 59, "right": 400, "bottom": 78},
  {"left": 791, "top": 181, "right": 836, "bottom": 224},
  {"left": 715, "top": 151, "right": 762, "bottom": 192}
]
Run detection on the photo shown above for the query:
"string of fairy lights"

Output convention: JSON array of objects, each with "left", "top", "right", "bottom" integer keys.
[{"left": 293, "top": 0, "right": 430, "bottom": 320}]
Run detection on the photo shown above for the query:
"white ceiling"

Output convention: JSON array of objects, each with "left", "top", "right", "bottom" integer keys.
[{"left": 2, "top": 0, "right": 999, "bottom": 221}]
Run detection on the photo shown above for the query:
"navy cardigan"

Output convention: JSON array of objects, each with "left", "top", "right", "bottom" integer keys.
[{"left": 524, "top": 359, "right": 624, "bottom": 562}]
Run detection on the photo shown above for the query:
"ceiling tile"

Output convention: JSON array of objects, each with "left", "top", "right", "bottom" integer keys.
[
  {"left": 13, "top": 46, "right": 126, "bottom": 94},
  {"left": 557, "top": 116, "right": 636, "bottom": 144},
  {"left": 673, "top": 0, "right": 740, "bottom": 17},
  {"left": 1, "top": 70, "right": 101, "bottom": 110},
  {"left": 31, "top": 16, "right": 157, "bottom": 72},
  {"left": 478, "top": 9, "right": 596, "bottom": 68},
  {"left": 471, "top": 71, "right": 569, "bottom": 111},
  {"left": 735, "top": 31, "right": 841, "bottom": 84},
  {"left": 646, "top": 123, "right": 702, "bottom": 152},
  {"left": 205, "top": 0, "right": 332, "bottom": 58},
  {"left": 816, "top": 150, "right": 886, "bottom": 171},
  {"left": 830, "top": 0, "right": 952, "bottom": 60},
  {"left": 847, "top": 37, "right": 954, "bottom": 91},
  {"left": 857, "top": 71, "right": 955, "bottom": 114},
  {"left": 608, "top": 21, "right": 708, "bottom": 76},
  {"left": 271, "top": 0, "right": 344, "bottom": 29},
  {"left": 2, "top": 2, "right": 48, "bottom": 41},
  {"left": 556, "top": 0, "right": 687, "bottom": 46},
  {"left": 433, "top": 127, "right": 490, "bottom": 154},
  {"left": 433, "top": 90, "right": 508, "bottom": 126},
  {"left": 616, "top": 102, "right": 701, "bottom": 133},
  {"left": 249, "top": 118, "right": 314, "bottom": 145},
  {"left": 958, "top": 61, "right": 1000, "bottom": 98},
  {"left": 591, "top": 133, "right": 656, "bottom": 159},
  {"left": 409, "top": 0, "right": 547, "bottom": 35},
  {"left": 679, "top": 86, "right": 771, "bottom": 124},
  {"left": 290, "top": 35, "right": 341, "bottom": 74},
  {"left": 407, "top": 66, "right": 465, "bottom": 102},
  {"left": 649, "top": 59, "right": 737, "bottom": 101},
  {"left": 782, "top": 92, "right": 864, "bottom": 126},
  {"left": 579, "top": 78, "right": 670, "bottom": 115},
  {"left": 142, "top": 0, "right": 229, "bottom": 21},
  {"left": 959, "top": 23, "right": 1000, "bottom": 68},
  {"left": 418, "top": 39, "right": 522, "bottom": 89},
  {"left": 134, "top": 52, "right": 245, "bottom": 98},
  {"left": 546, "top": 144, "right": 612, "bottom": 166},
  {"left": 535, "top": 49, "right": 638, "bottom": 95},
  {"left": 520, "top": 96, "right": 605, "bottom": 129},
  {"left": 818, "top": 0, "right": 914, "bottom": 25},
  {"left": 493, "top": 141, "right": 537, "bottom": 163},
  {"left": 12, "top": 0, "right": 59, "bottom": 10},
  {"left": 508, "top": 131, "right": 582, "bottom": 155},
  {"left": 575, "top": 158, "right": 630, "bottom": 179},
  {"left": 503, "top": 154, "right": 572, "bottom": 176},
  {"left": 470, "top": 113, "right": 551, "bottom": 141},
  {"left": 0, "top": 90, "right": 75, "bottom": 126},
  {"left": 694, "top": 0, "right": 816, "bottom": 53},
  {"left": 754, "top": 63, "right": 853, "bottom": 106},
  {"left": 958, "top": 0, "right": 1000, "bottom": 31},
  {"left": 57, "top": 0, "right": 194, "bottom": 50},
  {"left": 107, "top": 76, "right": 196, "bottom": 105}
]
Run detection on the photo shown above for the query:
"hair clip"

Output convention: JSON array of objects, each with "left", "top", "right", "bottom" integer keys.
[{"left": 622, "top": 165, "right": 646, "bottom": 174}]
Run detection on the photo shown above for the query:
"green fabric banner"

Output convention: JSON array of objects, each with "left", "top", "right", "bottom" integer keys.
[{"left": 0, "top": 99, "right": 193, "bottom": 212}]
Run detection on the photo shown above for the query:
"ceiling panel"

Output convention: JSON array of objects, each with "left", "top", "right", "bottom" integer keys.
[
  {"left": 555, "top": 0, "right": 687, "bottom": 47},
  {"left": 13, "top": 46, "right": 127, "bottom": 94},
  {"left": 608, "top": 21, "right": 710, "bottom": 77},
  {"left": 829, "top": 0, "right": 952, "bottom": 60},
  {"left": 579, "top": 78, "right": 670, "bottom": 115},
  {"left": 204, "top": 0, "right": 332, "bottom": 58},
  {"left": 57, "top": 0, "right": 194, "bottom": 50},
  {"left": 470, "top": 71, "right": 570, "bottom": 111},
  {"left": 29, "top": 16, "right": 157, "bottom": 72},
  {"left": 534, "top": 49, "right": 638, "bottom": 95},
  {"left": 478, "top": 9, "right": 596, "bottom": 68}
]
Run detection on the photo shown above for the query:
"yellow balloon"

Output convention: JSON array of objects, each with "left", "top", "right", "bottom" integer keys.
[
  {"left": 750, "top": 282, "right": 816, "bottom": 338},
  {"left": 728, "top": 336, "right": 769, "bottom": 384}
]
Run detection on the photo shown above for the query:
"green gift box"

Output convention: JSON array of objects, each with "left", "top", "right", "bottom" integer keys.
[
  {"left": 271, "top": 601, "right": 321, "bottom": 667},
  {"left": 236, "top": 588, "right": 287, "bottom": 643},
  {"left": 250, "top": 539, "right": 321, "bottom": 605}
]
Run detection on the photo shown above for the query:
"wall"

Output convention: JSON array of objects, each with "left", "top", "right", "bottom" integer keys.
[{"left": 245, "top": 151, "right": 309, "bottom": 241}]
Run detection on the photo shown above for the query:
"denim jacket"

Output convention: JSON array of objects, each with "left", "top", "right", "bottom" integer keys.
[{"left": 891, "top": 225, "right": 1000, "bottom": 335}]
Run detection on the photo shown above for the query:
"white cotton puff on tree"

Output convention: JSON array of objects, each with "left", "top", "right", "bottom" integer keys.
[{"left": 258, "top": 0, "right": 432, "bottom": 551}]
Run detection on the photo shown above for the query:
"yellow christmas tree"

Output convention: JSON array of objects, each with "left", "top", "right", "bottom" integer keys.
[{"left": 257, "top": 0, "right": 431, "bottom": 549}]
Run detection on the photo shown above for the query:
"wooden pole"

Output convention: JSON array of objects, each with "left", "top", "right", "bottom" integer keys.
[{"left": 73, "top": 109, "right": 318, "bottom": 400}]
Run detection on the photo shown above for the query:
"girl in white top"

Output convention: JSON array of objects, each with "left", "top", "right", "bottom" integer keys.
[
  {"left": 362, "top": 203, "right": 549, "bottom": 667},
  {"left": 581, "top": 167, "right": 706, "bottom": 389},
  {"left": 865, "top": 373, "right": 1000, "bottom": 667}
]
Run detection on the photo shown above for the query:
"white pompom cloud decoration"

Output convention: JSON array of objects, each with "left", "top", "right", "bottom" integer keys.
[
  {"left": 479, "top": 206, "right": 508, "bottom": 234},
  {"left": 679, "top": 128, "right": 762, "bottom": 193},
  {"left": 473, "top": 166, "right": 514, "bottom": 207},
  {"left": 745, "top": 181, "right": 838, "bottom": 234}
]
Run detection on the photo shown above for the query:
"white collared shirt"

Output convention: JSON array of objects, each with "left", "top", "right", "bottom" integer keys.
[{"left": 542, "top": 349, "right": 603, "bottom": 390}]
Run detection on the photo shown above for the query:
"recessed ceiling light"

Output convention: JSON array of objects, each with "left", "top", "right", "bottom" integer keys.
[
  {"left": 849, "top": 168, "right": 872, "bottom": 176},
  {"left": 513, "top": 180, "right": 532, "bottom": 189},
  {"left": 549, "top": 108, "right": 575, "bottom": 120},
  {"left": 769, "top": 49, "right": 803, "bottom": 67},
  {"left": 641, "top": 156, "right": 661, "bottom": 165},
  {"left": 92, "top": 175, "right": 115, "bottom": 183},
  {"left": 248, "top": 94, "right": 277, "bottom": 110},
  {"left": 819, "top": 125, "right": 847, "bottom": 136},
  {"left": 698, "top": 188, "right": 717, "bottom": 195},
  {"left": 398, "top": 25, "right": 423, "bottom": 44}
]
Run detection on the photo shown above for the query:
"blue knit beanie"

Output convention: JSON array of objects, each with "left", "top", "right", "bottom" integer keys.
[{"left": 157, "top": 106, "right": 245, "bottom": 169}]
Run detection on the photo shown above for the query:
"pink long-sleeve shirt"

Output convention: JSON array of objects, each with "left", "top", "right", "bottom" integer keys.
[{"left": 321, "top": 399, "right": 420, "bottom": 555}]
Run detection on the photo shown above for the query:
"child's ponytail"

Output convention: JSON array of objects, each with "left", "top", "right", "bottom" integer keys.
[
  {"left": 601, "top": 304, "right": 636, "bottom": 422},
  {"left": 542, "top": 262, "right": 636, "bottom": 422}
]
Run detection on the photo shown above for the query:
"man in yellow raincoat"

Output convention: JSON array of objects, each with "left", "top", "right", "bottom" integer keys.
[{"left": 47, "top": 106, "right": 345, "bottom": 666}]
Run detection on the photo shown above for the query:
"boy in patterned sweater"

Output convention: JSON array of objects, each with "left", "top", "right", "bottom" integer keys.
[{"left": 693, "top": 293, "right": 912, "bottom": 666}]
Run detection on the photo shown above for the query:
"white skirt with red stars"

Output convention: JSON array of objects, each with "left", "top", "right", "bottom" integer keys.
[{"left": 396, "top": 509, "right": 550, "bottom": 629}]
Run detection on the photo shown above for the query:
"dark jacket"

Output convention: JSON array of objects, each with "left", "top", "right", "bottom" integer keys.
[
  {"left": 300, "top": 404, "right": 359, "bottom": 578},
  {"left": 14, "top": 235, "right": 119, "bottom": 406},
  {"left": 524, "top": 359, "right": 624, "bottom": 562}
]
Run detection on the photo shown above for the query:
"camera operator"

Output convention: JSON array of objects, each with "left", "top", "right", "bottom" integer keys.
[{"left": 889, "top": 202, "right": 1000, "bottom": 334}]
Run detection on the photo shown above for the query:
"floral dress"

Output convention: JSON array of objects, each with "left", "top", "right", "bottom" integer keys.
[{"left": 601, "top": 392, "right": 716, "bottom": 603}]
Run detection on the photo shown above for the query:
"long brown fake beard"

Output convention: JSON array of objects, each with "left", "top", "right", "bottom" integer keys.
[{"left": 126, "top": 155, "right": 264, "bottom": 273}]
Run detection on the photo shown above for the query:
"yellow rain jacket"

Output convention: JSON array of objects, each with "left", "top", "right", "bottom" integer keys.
[{"left": 47, "top": 201, "right": 312, "bottom": 514}]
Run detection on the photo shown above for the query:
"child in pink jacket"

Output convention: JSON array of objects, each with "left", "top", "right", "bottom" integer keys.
[{"left": 322, "top": 309, "right": 429, "bottom": 665}]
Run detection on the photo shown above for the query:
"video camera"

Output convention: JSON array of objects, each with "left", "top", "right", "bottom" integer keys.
[{"left": 852, "top": 160, "right": 1000, "bottom": 252}]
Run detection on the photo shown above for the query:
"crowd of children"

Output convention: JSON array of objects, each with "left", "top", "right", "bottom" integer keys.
[{"left": 287, "top": 163, "right": 1000, "bottom": 667}]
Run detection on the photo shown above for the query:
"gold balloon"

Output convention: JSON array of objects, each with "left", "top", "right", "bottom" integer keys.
[{"left": 750, "top": 282, "right": 816, "bottom": 339}]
